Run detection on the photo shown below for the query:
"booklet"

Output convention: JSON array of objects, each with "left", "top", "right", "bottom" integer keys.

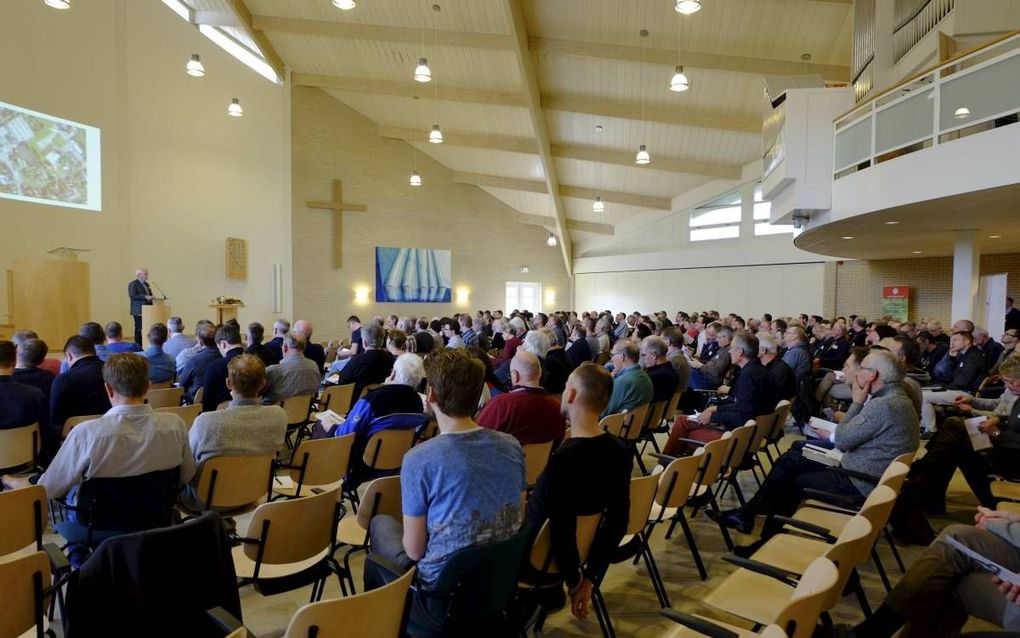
[
  {"left": 964, "top": 416, "right": 993, "bottom": 452},
  {"left": 808, "top": 417, "right": 839, "bottom": 439},
  {"left": 802, "top": 444, "right": 844, "bottom": 467},
  {"left": 315, "top": 409, "right": 345, "bottom": 429},
  {"left": 945, "top": 534, "right": 1020, "bottom": 586}
]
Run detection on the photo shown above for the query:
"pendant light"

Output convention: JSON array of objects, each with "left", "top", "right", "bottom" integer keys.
[
  {"left": 429, "top": 125, "right": 443, "bottom": 143},
  {"left": 547, "top": 233, "right": 558, "bottom": 247},
  {"left": 593, "top": 124, "right": 606, "bottom": 213},
  {"left": 669, "top": 65, "right": 689, "bottom": 92},
  {"left": 635, "top": 145, "right": 651, "bottom": 164},
  {"left": 409, "top": 170, "right": 422, "bottom": 186},
  {"left": 185, "top": 54, "right": 205, "bottom": 77},
  {"left": 675, "top": 0, "right": 702, "bottom": 15},
  {"left": 227, "top": 98, "right": 243, "bottom": 117},
  {"left": 414, "top": 58, "right": 431, "bottom": 82},
  {"left": 332, "top": 0, "right": 356, "bottom": 9},
  {"left": 592, "top": 196, "right": 605, "bottom": 213},
  {"left": 636, "top": 29, "right": 651, "bottom": 165}
]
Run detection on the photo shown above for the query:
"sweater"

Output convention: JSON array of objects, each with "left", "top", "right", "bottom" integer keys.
[{"left": 834, "top": 383, "right": 919, "bottom": 495}]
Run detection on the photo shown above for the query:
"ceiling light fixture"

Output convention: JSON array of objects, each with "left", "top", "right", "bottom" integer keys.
[
  {"left": 669, "top": 65, "right": 689, "bottom": 92},
  {"left": 409, "top": 170, "right": 422, "bottom": 186},
  {"left": 227, "top": 98, "right": 243, "bottom": 117},
  {"left": 547, "top": 233, "right": 558, "bottom": 247},
  {"left": 954, "top": 106, "right": 971, "bottom": 119},
  {"left": 44, "top": 0, "right": 70, "bottom": 9},
  {"left": 635, "top": 144, "right": 651, "bottom": 165},
  {"left": 675, "top": 0, "right": 702, "bottom": 15},
  {"left": 990, "top": 234, "right": 1003, "bottom": 239},
  {"left": 429, "top": 124, "right": 443, "bottom": 143},
  {"left": 185, "top": 54, "right": 205, "bottom": 77},
  {"left": 592, "top": 196, "right": 605, "bottom": 213},
  {"left": 841, "top": 236, "right": 854, "bottom": 240},
  {"left": 414, "top": 58, "right": 431, "bottom": 83},
  {"left": 332, "top": 0, "right": 356, "bottom": 9},
  {"left": 637, "top": 30, "right": 651, "bottom": 165},
  {"left": 912, "top": 250, "right": 923, "bottom": 254},
  {"left": 885, "top": 220, "right": 900, "bottom": 225}
]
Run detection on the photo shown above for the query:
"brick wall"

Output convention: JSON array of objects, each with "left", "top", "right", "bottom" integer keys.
[{"left": 823, "top": 253, "right": 1020, "bottom": 323}]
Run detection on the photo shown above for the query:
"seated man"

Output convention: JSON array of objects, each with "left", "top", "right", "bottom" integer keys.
[
  {"left": 140, "top": 323, "right": 176, "bottom": 384},
  {"left": 640, "top": 335, "right": 679, "bottom": 403},
  {"left": 334, "top": 323, "right": 395, "bottom": 410},
  {"left": 829, "top": 507, "right": 1020, "bottom": 638},
  {"left": 601, "top": 340, "right": 654, "bottom": 418},
  {"left": 104, "top": 321, "right": 142, "bottom": 355},
  {"left": 974, "top": 326, "right": 1005, "bottom": 375},
  {"left": 333, "top": 352, "right": 426, "bottom": 487},
  {"left": 175, "top": 319, "right": 214, "bottom": 374},
  {"left": 264, "top": 319, "right": 290, "bottom": 366},
  {"left": 178, "top": 323, "right": 221, "bottom": 403},
  {"left": 717, "top": 350, "right": 918, "bottom": 542},
  {"left": 49, "top": 336, "right": 112, "bottom": 457},
  {"left": 782, "top": 325, "right": 813, "bottom": 380},
  {"left": 566, "top": 323, "right": 593, "bottom": 368},
  {"left": 688, "top": 326, "right": 733, "bottom": 391},
  {"left": 921, "top": 330, "right": 986, "bottom": 432},
  {"left": 13, "top": 337, "right": 56, "bottom": 400},
  {"left": 13, "top": 329, "right": 60, "bottom": 377},
  {"left": 917, "top": 330, "right": 949, "bottom": 377},
  {"left": 477, "top": 350, "right": 566, "bottom": 446},
  {"left": 663, "top": 331, "right": 777, "bottom": 455},
  {"left": 364, "top": 348, "right": 526, "bottom": 631},
  {"left": 183, "top": 354, "right": 286, "bottom": 510},
  {"left": 58, "top": 323, "right": 109, "bottom": 374},
  {"left": 294, "top": 319, "right": 326, "bottom": 372},
  {"left": 162, "top": 316, "right": 196, "bottom": 361},
  {"left": 524, "top": 363, "right": 631, "bottom": 620},
  {"left": 0, "top": 340, "right": 49, "bottom": 430},
  {"left": 815, "top": 323, "right": 850, "bottom": 371},
  {"left": 244, "top": 322, "right": 276, "bottom": 367},
  {"left": 541, "top": 329, "right": 575, "bottom": 395},
  {"left": 759, "top": 333, "right": 795, "bottom": 401},
  {"left": 3, "top": 354, "right": 195, "bottom": 566},
  {"left": 663, "top": 327, "right": 691, "bottom": 395},
  {"left": 263, "top": 333, "right": 323, "bottom": 404},
  {"left": 198, "top": 323, "right": 246, "bottom": 412}
]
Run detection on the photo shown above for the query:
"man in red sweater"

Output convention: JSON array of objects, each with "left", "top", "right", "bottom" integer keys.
[{"left": 477, "top": 350, "right": 565, "bottom": 445}]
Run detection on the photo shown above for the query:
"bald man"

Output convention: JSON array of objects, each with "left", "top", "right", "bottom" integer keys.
[
  {"left": 293, "top": 319, "right": 326, "bottom": 371},
  {"left": 476, "top": 350, "right": 566, "bottom": 445}
]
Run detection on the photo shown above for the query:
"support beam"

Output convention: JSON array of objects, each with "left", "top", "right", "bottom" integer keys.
[
  {"left": 251, "top": 15, "right": 515, "bottom": 50},
  {"left": 518, "top": 214, "right": 615, "bottom": 236},
  {"left": 529, "top": 37, "right": 850, "bottom": 82},
  {"left": 453, "top": 172, "right": 672, "bottom": 211},
  {"left": 193, "top": 10, "right": 243, "bottom": 27},
  {"left": 542, "top": 95, "right": 762, "bottom": 134},
  {"left": 225, "top": 0, "right": 286, "bottom": 82},
  {"left": 504, "top": 0, "right": 572, "bottom": 274},
  {"left": 293, "top": 74, "right": 528, "bottom": 107}
]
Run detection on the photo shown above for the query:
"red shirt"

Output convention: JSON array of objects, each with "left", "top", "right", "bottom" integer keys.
[
  {"left": 497, "top": 336, "right": 523, "bottom": 365},
  {"left": 40, "top": 358, "right": 62, "bottom": 376},
  {"left": 476, "top": 385, "right": 566, "bottom": 446}
]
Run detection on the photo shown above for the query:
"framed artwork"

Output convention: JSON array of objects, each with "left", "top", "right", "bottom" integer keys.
[
  {"left": 375, "top": 247, "right": 451, "bottom": 302},
  {"left": 226, "top": 237, "right": 247, "bottom": 280}
]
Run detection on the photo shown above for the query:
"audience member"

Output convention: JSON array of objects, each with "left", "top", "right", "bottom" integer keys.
[
  {"left": 200, "top": 323, "right": 245, "bottom": 412},
  {"left": 815, "top": 323, "right": 851, "bottom": 370},
  {"left": 542, "top": 329, "right": 575, "bottom": 395},
  {"left": 140, "top": 323, "right": 175, "bottom": 384},
  {"left": 49, "top": 335, "right": 112, "bottom": 454},
  {"left": 13, "top": 329, "right": 60, "bottom": 376},
  {"left": 162, "top": 316, "right": 195, "bottom": 361},
  {"left": 602, "top": 340, "right": 654, "bottom": 418},
  {"left": 412, "top": 319, "right": 435, "bottom": 354},
  {"left": 0, "top": 340, "right": 48, "bottom": 431},
  {"left": 244, "top": 322, "right": 276, "bottom": 367},
  {"left": 663, "top": 327, "right": 691, "bottom": 394},
  {"left": 104, "top": 321, "right": 141, "bottom": 354},
  {"left": 782, "top": 325, "right": 812, "bottom": 379},
  {"left": 917, "top": 330, "right": 949, "bottom": 375},
  {"left": 294, "top": 319, "right": 325, "bottom": 371},
  {"left": 689, "top": 326, "right": 733, "bottom": 390},
  {"left": 264, "top": 319, "right": 290, "bottom": 365},
  {"left": 566, "top": 323, "right": 593, "bottom": 368},
  {"left": 922, "top": 331, "right": 987, "bottom": 432},
  {"left": 640, "top": 335, "right": 680, "bottom": 403},
  {"left": 335, "top": 323, "right": 395, "bottom": 410},
  {"left": 175, "top": 319, "right": 214, "bottom": 373},
  {"left": 759, "top": 332, "right": 796, "bottom": 400},
  {"left": 477, "top": 350, "right": 566, "bottom": 445},
  {"left": 441, "top": 317, "right": 465, "bottom": 349},
  {"left": 991, "top": 329, "right": 1019, "bottom": 376},
  {"left": 13, "top": 337, "right": 56, "bottom": 399},
  {"left": 459, "top": 315, "right": 479, "bottom": 348},
  {"left": 178, "top": 323, "right": 220, "bottom": 403},
  {"left": 974, "top": 326, "right": 1006, "bottom": 375},
  {"left": 263, "top": 333, "right": 322, "bottom": 404}
]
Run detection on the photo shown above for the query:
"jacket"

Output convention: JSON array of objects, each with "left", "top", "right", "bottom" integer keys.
[
  {"left": 714, "top": 359, "right": 778, "bottom": 430},
  {"left": 834, "top": 383, "right": 919, "bottom": 495},
  {"left": 933, "top": 347, "right": 986, "bottom": 392},
  {"left": 128, "top": 279, "right": 152, "bottom": 316}
]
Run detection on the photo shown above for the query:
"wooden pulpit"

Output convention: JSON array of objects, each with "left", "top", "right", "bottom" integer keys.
[
  {"left": 10, "top": 258, "right": 90, "bottom": 350},
  {"left": 142, "top": 300, "right": 172, "bottom": 347}
]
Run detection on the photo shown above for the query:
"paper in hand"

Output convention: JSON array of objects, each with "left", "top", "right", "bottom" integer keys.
[
  {"left": 945, "top": 534, "right": 1020, "bottom": 586},
  {"left": 964, "top": 416, "right": 993, "bottom": 452}
]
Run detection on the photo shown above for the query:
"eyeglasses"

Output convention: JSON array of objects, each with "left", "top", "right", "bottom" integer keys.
[
  {"left": 611, "top": 351, "right": 624, "bottom": 358},
  {"left": 858, "top": 366, "right": 877, "bottom": 374}
]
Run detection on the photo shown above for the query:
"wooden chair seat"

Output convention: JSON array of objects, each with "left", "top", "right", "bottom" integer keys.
[
  {"left": 336, "top": 516, "right": 366, "bottom": 547},
  {"left": 231, "top": 544, "right": 330, "bottom": 580},
  {"left": 663, "top": 614, "right": 780, "bottom": 638}
]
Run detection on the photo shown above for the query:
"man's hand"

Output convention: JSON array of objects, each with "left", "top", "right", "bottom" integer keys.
[
  {"left": 716, "top": 385, "right": 730, "bottom": 395},
  {"left": 145, "top": 295, "right": 154, "bottom": 301},
  {"left": 851, "top": 375, "right": 871, "bottom": 405},
  {"left": 993, "top": 576, "right": 1020, "bottom": 606},
  {"left": 1, "top": 474, "right": 32, "bottom": 490},
  {"left": 697, "top": 406, "right": 716, "bottom": 425},
  {"left": 568, "top": 578, "right": 593, "bottom": 620},
  {"left": 804, "top": 425, "right": 826, "bottom": 439},
  {"left": 954, "top": 395, "right": 974, "bottom": 406},
  {"left": 978, "top": 418, "right": 1001, "bottom": 437},
  {"left": 975, "top": 506, "right": 1019, "bottom": 529}
]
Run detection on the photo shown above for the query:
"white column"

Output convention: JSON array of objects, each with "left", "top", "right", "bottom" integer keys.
[
  {"left": 951, "top": 230, "right": 981, "bottom": 322},
  {"left": 872, "top": 0, "right": 896, "bottom": 95}
]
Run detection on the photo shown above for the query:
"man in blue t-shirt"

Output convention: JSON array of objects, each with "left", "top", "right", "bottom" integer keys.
[{"left": 366, "top": 348, "right": 525, "bottom": 619}]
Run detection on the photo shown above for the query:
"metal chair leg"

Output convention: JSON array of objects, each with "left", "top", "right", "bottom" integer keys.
[
  {"left": 872, "top": 547, "right": 892, "bottom": 593},
  {"left": 675, "top": 510, "right": 708, "bottom": 581},
  {"left": 884, "top": 526, "right": 906, "bottom": 572}
]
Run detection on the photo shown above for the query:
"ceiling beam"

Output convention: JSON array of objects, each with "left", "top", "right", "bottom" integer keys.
[
  {"left": 192, "top": 10, "right": 243, "bottom": 27},
  {"left": 542, "top": 95, "right": 762, "bottom": 134},
  {"left": 530, "top": 37, "right": 850, "bottom": 82},
  {"left": 453, "top": 172, "right": 672, "bottom": 211},
  {"left": 251, "top": 15, "right": 515, "bottom": 50},
  {"left": 224, "top": 0, "right": 286, "bottom": 82},
  {"left": 518, "top": 213, "right": 615, "bottom": 236},
  {"left": 504, "top": 0, "right": 572, "bottom": 274},
  {"left": 292, "top": 73, "right": 528, "bottom": 107}
]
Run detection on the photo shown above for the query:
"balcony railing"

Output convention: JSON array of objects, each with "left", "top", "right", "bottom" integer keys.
[
  {"left": 833, "top": 31, "right": 1020, "bottom": 180},
  {"left": 893, "top": 0, "right": 955, "bottom": 64}
]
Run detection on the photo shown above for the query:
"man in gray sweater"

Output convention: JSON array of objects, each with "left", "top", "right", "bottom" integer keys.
[{"left": 717, "top": 349, "right": 919, "bottom": 542}]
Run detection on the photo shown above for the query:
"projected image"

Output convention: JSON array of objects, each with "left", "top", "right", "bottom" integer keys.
[
  {"left": 375, "top": 247, "right": 452, "bottom": 303},
  {"left": 0, "top": 101, "right": 101, "bottom": 211}
]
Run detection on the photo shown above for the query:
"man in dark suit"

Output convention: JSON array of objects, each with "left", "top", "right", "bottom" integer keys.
[
  {"left": 128, "top": 268, "right": 154, "bottom": 345},
  {"left": 48, "top": 335, "right": 112, "bottom": 459},
  {"left": 200, "top": 324, "right": 245, "bottom": 412},
  {"left": 264, "top": 319, "right": 290, "bottom": 364},
  {"left": 294, "top": 319, "right": 326, "bottom": 372},
  {"left": 0, "top": 340, "right": 48, "bottom": 431},
  {"left": 337, "top": 323, "right": 394, "bottom": 412},
  {"left": 178, "top": 324, "right": 220, "bottom": 403}
]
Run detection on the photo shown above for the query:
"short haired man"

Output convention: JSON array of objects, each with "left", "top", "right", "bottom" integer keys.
[
  {"left": 541, "top": 328, "right": 575, "bottom": 395},
  {"left": 48, "top": 335, "right": 112, "bottom": 456},
  {"left": 176, "top": 319, "right": 215, "bottom": 373},
  {"left": 178, "top": 323, "right": 221, "bottom": 403},
  {"left": 244, "top": 322, "right": 275, "bottom": 367},
  {"left": 1007, "top": 297, "right": 1020, "bottom": 332},
  {"left": 992, "top": 329, "right": 1020, "bottom": 376},
  {"left": 78, "top": 322, "right": 109, "bottom": 362},
  {"left": 0, "top": 340, "right": 48, "bottom": 430},
  {"left": 104, "top": 321, "right": 142, "bottom": 355},
  {"left": 140, "top": 323, "right": 175, "bottom": 384},
  {"left": 662, "top": 327, "right": 691, "bottom": 394},
  {"left": 916, "top": 330, "right": 949, "bottom": 376},
  {"left": 162, "top": 316, "right": 195, "bottom": 361},
  {"left": 334, "top": 323, "right": 395, "bottom": 411},
  {"left": 458, "top": 315, "right": 479, "bottom": 348},
  {"left": 412, "top": 319, "right": 435, "bottom": 354},
  {"left": 759, "top": 332, "right": 796, "bottom": 400},
  {"left": 263, "top": 333, "right": 322, "bottom": 404},
  {"left": 478, "top": 350, "right": 566, "bottom": 446},
  {"left": 128, "top": 268, "right": 154, "bottom": 345},
  {"left": 689, "top": 326, "right": 733, "bottom": 390},
  {"left": 782, "top": 325, "right": 812, "bottom": 379},
  {"left": 524, "top": 363, "right": 631, "bottom": 620},
  {"left": 293, "top": 320, "right": 326, "bottom": 372},
  {"left": 199, "top": 324, "right": 246, "bottom": 412},
  {"left": 718, "top": 350, "right": 919, "bottom": 542},
  {"left": 441, "top": 317, "right": 465, "bottom": 349},
  {"left": 922, "top": 331, "right": 987, "bottom": 432},
  {"left": 602, "top": 340, "right": 654, "bottom": 418},
  {"left": 815, "top": 323, "right": 850, "bottom": 370},
  {"left": 973, "top": 326, "right": 1005, "bottom": 375},
  {"left": 264, "top": 319, "right": 291, "bottom": 365},
  {"left": 566, "top": 323, "right": 593, "bottom": 368},
  {"left": 365, "top": 349, "right": 526, "bottom": 632},
  {"left": 13, "top": 329, "right": 60, "bottom": 377},
  {"left": 640, "top": 335, "right": 679, "bottom": 403},
  {"left": 13, "top": 337, "right": 56, "bottom": 399}
]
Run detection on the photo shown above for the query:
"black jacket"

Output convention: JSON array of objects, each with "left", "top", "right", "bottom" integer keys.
[
  {"left": 714, "top": 359, "right": 778, "bottom": 430},
  {"left": 304, "top": 342, "right": 326, "bottom": 373},
  {"left": 49, "top": 357, "right": 111, "bottom": 437},
  {"left": 128, "top": 279, "right": 152, "bottom": 316},
  {"left": 816, "top": 336, "right": 850, "bottom": 370},
  {"left": 337, "top": 349, "right": 395, "bottom": 411},
  {"left": 200, "top": 347, "right": 244, "bottom": 412}
]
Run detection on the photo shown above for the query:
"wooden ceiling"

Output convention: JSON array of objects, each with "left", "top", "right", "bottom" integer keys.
[{"left": 191, "top": 0, "right": 853, "bottom": 272}]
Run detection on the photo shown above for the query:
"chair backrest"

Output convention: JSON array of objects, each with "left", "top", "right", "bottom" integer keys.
[
  {"left": 654, "top": 454, "right": 702, "bottom": 511},
  {"left": 284, "top": 566, "right": 416, "bottom": 638},
  {"left": 663, "top": 390, "right": 683, "bottom": 422},
  {"left": 355, "top": 475, "right": 403, "bottom": 531},
  {"left": 359, "top": 383, "right": 383, "bottom": 399},
  {"left": 752, "top": 410, "right": 778, "bottom": 453},
  {"left": 721, "top": 421, "right": 757, "bottom": 477},
  {"left": 149, "top": 379, "right": 174, "bottom": 390},
  {"left": 289, "top": 434, "right": 355, "bottom": 495},
  {"left": 522, "top": 440, "right": 554, "bottom": 488},
  {"left": 415, "top": 419, "right": 439, "bottom": 444},
  {"left": 62, "top": 413, "right": 102, "bottom": 439},
  {"left": 75, "top": 467, "right": 181, "bottom": 532},
  {"left": 599, "top": 411, "right": 627, "bottom": 435},
  {"left": 643, "top": 400, "right": 668, "bottom": 433},
  {"left": 157, "top": 404, "right": 202, "bottom": 430},
  {"left": 0, "top": 551, "right": 51, "bottom": 638},
  {"left": 876, "top": 461, "right": 910, "bottom": 494},
  {"left": 769, "top": 400, "right": 792, "bottom": 441},
  {"left": 194, "top": 454, "right": 274, "bottom": 511},
  {"left": 0, "top": 422, "right": 40, "bottom": 470},
  {"left": 853, "top": 485, "right": 898, "bottom": 554},
  {"left": 0, "top": 485, "right": 46, "bottom": 557},
  {"left": 892, "top": 451, "right": 916, "bottom": 468},
  {"left": 244, "top": 486, "right": 341, "bottom": 565},
  {"left": 625, "top": 474, "right": 659, "bottom": 536},
  {"left": 618, "top": 403, "right": 651, "bottom": 441},
  {"left": 362, "top": 427, "right": 416, "bottom": 470},
  {"left": 193, "top": 386, "right": 205, "bottom": 406},
  {"left": 323, "top": 345, "right": 339, "bottom": 368},
  {"left": 695, "top": 433, "right": 733, "bottom": 488},
  {"left": 527, "top": 513, "right": 603, "bottom": 574},
  {"left": 146, "top": 387, "right": 184, "bottom": 409},
  {"left": 819, "top": 515, "right": 873, "bottom": 609},
  {"left": 281, "top": 394, "right": 315, "bottom": 425},
  {"left": 774, "top": 557, "right": 840, "bottom": 638},
  {"left": 320, "top": 383, "right": 356, "bottom": 417}
]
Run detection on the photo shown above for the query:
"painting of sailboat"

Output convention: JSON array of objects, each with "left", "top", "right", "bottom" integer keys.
[{"left": 375, "top": 247, "right": 452, "bottom": 303}]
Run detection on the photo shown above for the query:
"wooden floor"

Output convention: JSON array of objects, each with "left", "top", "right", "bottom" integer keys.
[{"left": 44, "top": 426, "right": 1002, "bottom": 637}]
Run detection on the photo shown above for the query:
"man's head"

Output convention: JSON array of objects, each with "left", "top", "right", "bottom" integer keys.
[
  {"left": 104, "top": 321, "right": 124, "bottom": 343},
  {"left": 12, "top": 329, "right": 38, "bottom": 349},
  {"left": 273, "top": 319, "right": 291, "bottom": 338},
  {"left": 458, "top": 314, "right": 472, "bottom": 330},
  {"left": 857, "top": 350, "right": 904, "bottom": 392},
  {"left": 510, "top": 350, "right": 543, "bottom": 387},
  {"left": 952, "top": 319, "right": 975, "bottom": 334},
  {"left": 362, "top": 323, "right": 384, "bottom": 349},
  {"left": 784, "top": 325, "right": 807, "bottom": 348},
  {"left": 347, "top": 315, "right": 361, "bottom": 330},
  {"left": 0, "top": 340, "right": 16, "bottom": 372},
  {"left": 148, "top": 323, "right": 168, "bottom": 348},
  {"left": 1003, "top": 329, "right": 1019, "bottom": 350},
  {"left": 226, "top": 354, "right": 266, "bottom": 399},
  {"left": 293, "top": 319, "right": 314, "bottom": 339},
  {"left": 885, "top": 335, "right": 921, "bottom": 368},
  {"left": 999, "top": 358, "right": 1020, "bottom": 396},
  {"left": 196, "top": 323, "right": 217, "bottom": 349},
  {"left": 561, "top": 362, "right": 614, "bottom": 419},
  {"left": 64, "top": 335, "right": 97, "bottom": 363},
  {"left": 950, "top": 331, "right": 973, "bottom": 353},
  {"left": 136, "top": 268, "right": 148, "bottom": 282},
  {"left": 662, "top": 327, "right": 685, "bottom": 352},
  {"left": 390, "top": 352, "right": 425, "bottom": 388},
  {"left": 247, "top": 322, "right": 265, "bottom": 345},
  {"left": 611, "top": 339, "right": 640, "bottom": 369},
  {"left": 758, "top": 332, "right": 780, "bottom": 361},
  {"left": 424, "top": 348, "right": 484, "bottom": 418},
  {"left": 282, "top": 332, "right": 307, "bottom": 357},
  {"left": 523, "top": 329, "right": 552, "bottom": 358},
  {"left": 216, "top": 323, "right": 243, "bottom": 355},
  {"left": 729, "top": 331, "right": 759, "bottom": 367},
  {"left": 16, "top": 338, "right": 48, "bottom": 369},
  {"left": 829, "top": 324, "right": 846, "bottom": 339},
  {"left": 972, "top": 326, "right": 990, "bottom": 347},
  {"left": 167, "top": 316, "right": 184, "bottom": 335},
  {"left": 704, "top": 323, "right": 719, "bottom": 343},
  {"left": 79, "top": 322, "right": 104, "bottom": 346},
  {"left": 640, "top": 335, "right": 668, "bottom": 368},
  {"left": 716, "top": 326, "right": 734, "bottom": 348},
  {"left": 102, "top": 353, "right": 150, "bottom": 401}
]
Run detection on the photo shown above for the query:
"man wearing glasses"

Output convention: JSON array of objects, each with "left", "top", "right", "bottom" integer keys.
[{"left": 600, "top": 340, "right": 653, "bottom": 419}]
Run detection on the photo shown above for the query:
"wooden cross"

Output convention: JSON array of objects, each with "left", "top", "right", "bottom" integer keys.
[{"left": 305, "top": 179, "right": 367, "bottom": 269}]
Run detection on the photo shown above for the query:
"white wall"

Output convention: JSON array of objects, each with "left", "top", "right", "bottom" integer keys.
[{"left": 0, "top": 0, "right": 291, "bottom": 334}]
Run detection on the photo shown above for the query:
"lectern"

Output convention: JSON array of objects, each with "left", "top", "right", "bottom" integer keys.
[
  {"left": 142, "top": 300, "right": 172, "bottom": 347},
  {"left": 10, "top": 253, "right": 90, "bottom": 350},
  {"left": 210, "top": 303, "right": 244, "bottom": 325}
]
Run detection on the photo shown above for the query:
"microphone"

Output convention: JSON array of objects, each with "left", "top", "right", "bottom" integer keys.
[{"left": 150, "top": 281, "right": 169, "bottom": 301}]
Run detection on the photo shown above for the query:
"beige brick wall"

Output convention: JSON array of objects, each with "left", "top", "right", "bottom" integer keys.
[
  {"left": 824, "top": 254, "right": 1020, "bottom": 323},
  {"left": 291, "top": 87, "right": 572, "bottom": 342}
]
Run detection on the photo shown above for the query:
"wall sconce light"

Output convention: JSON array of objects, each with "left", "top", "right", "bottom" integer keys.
[
  {"left": 544, "top": 289, "right": 556, "bottom": 306},
  {"left": 456, "top": 286, "right": 470, "bottom": 305},
  {"left": 354, "top": 285, "right": 370, "bottom": 305}
]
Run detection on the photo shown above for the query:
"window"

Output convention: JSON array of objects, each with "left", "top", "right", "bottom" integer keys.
[
  {"left": 689, "top": 189, "right": 741, "bottom": 242},
  {"left": 505, "top": 281, "right": 542, "bottom": 314},
  {"left": 753, "top": 185, "right": 794, "bottom": 236}
]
